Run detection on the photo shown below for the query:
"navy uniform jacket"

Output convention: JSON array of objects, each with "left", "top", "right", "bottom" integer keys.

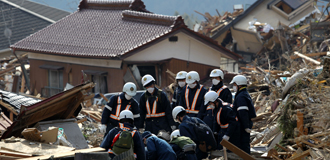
[
  {"left": 233, "top": 87, "right": 256, "bottom": 130},
  {"left": 101, "top": 93, "right": 140, "bottom": 129},
  {"left": 213, "top": 101, "right": 239, "bottom": 137},
  {"left": 145, "top": 136, "right": 176, "bottom": 160},
  {"left": 172, "top": 86, "right": 185, "bottom": 108},
  {"left": 179, "top": 84, "right": 207, "bottom": 118},
  {"left": 179, "top": 116, "right": 206, "bottom": 143},
  {"left": 100, "top": 123, "right": 146, "bottom": 160},
  {"left": 210, "top": 81, "right": 232, "bottom": 103},
  {"left": 139, "top": 87, "right": 175, "bottom": 133}
]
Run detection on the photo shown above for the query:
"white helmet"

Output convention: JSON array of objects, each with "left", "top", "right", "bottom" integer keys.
[
  {"left": 210, "top": 69, "right": 224, "bottom": 79},
  {"left": 230, "top": 75, "right": 247, "bottom": 85},
  {"left": 204, "top": 91, "right": 218, "bottom": 105},
  {"left": 186, "top": 71, "right": 200, "bottom": 84},
  {"left": 141, "top": 74, "right": 155, "bottom": 87},
  {"left": 172, "top": 106, "right": 186, "bottom": 122},
  {"left": 176, "top": 71, "right": 187, "bottom": 80},
  {"left": 119, "top": 110, "right": 134, "bottom": 120},
  {"left": 122, "top": 82, "right": 137, "bottom": 96},
  {"left": 170, "top": 129, "right": 180, "bottom": 141}
]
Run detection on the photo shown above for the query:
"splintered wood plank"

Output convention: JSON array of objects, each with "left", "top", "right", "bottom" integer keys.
[
  {"left": 17, "top": 147, "right": 105, "bottom": 160},
  {"left": 220, "top": 139, "right": 255, "bottom": 160},
  {"left": 288, "top": 149, "right": 310, "bottom": 160}
]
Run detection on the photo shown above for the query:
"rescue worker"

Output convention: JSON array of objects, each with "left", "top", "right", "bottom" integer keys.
[
  {"left": 169, "top": 130, "right": 197, "bottom": 160},
  {"left": 204, "top": 91, "right": 240, "bottom": 150},
  {"left": 230, "top": 75, "right": 256, "bottom": 154},
  {"left": 100, "top": 110, "right": 146, "bottom": 160},
  {"left": 139, "top": 74, "right": 176, "bottom": 135},
  {"left": 100, "top": 82, "right": 140, "bottom": 136},
  {"left": 209, "top": 69, "right": 232, "bottom": 103},
  {"left": 179, "top": 71, "right": 207, "bottom": 118},
  {"left": 142, "top": 131, "right": 177, "bottom": 160},
  {"left": 172, "top": 106, "right": 208, "bottom": 160},
  {"left": 172, "top": 71, "right": 187, "bottom": 108}
]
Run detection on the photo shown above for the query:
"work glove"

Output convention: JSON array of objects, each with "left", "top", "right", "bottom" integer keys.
[
  {"left": 222, "top": 135, "right": 230, "bottom": 141},
  {"left": 245, "top": 128, "right": 251, "bottom": 133},
  {"left": 171, "top": 125, "right": 177, "bottom": 131},
  {"left": 139, "top": 128, "right": 145, "bottom": 133},
  {"left": 99, "top": 124, "right": 107, "bottom": 134},
  {"left": 214, "top": 132, "right": 218, "bottom": 136}
]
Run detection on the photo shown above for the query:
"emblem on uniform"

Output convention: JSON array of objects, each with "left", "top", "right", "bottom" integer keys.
[
  {"left": 188, "top": 76, "right": 191, "bottom": 79},
  {"left": 130, "top": 87, "right": 134, "bottom": 91},
  {"left": 143, "top": 77, "right": 147, "bottom": 81}
]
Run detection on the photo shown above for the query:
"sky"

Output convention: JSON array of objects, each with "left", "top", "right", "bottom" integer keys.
[{"left": 29, "top": 0, "right": 257, "bottom": 21}]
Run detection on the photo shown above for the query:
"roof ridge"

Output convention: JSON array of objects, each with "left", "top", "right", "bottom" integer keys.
[
  {"left": 79, "top": 0, "right": 133, "bottom": 10},
  {"left": 122, "top": 10, "right": 178, "bottom": 26}
]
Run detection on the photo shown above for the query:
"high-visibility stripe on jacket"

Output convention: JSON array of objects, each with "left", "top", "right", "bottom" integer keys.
[
  {"left": 217, "top": 108, "right": 229, "bottom": 129},
  {"left": 110, "top": 96, "right": 131, "bottom": 120},
  {"left": 185, "top": 85, "right": 203, "bottom": 114},
  {"left": 146, "top": 97, "right": 165, "bottom": 118}
]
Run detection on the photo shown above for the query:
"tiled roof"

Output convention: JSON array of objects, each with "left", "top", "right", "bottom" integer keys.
[
  {"left": 11, "top": 0, "right": 178, "bottom": 58},
  {"left": 0, "top": 89, "right": 41, "bottom": 111},
  {"left": 11, "top": 0, "right": 241, "bottom": 60},
  {"left": 0, "top": 0, "right": 70, "bottom": 51}
]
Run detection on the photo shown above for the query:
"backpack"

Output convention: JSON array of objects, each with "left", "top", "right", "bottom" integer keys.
[
  {"left": 170, "top": 136, "right": 195, "bottom": 149},
  {"left": 187, "top": 117, "right": 217, "bottom": 152},
  {"left": 111, "top": 128, "right": 135, "bottom": 155}
]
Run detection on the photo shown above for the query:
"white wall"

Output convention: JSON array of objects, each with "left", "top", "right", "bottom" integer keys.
[
  {"left": 124, "top": 32, "right": 239, "bottom": 72},
  {"left": 234, "top": 0, "right": 316, "bottom": 30}
]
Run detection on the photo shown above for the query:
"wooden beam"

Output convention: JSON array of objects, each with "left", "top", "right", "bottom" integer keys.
[
  {"left": 293, "top": 51, "right": 321, "bottom": 65},
  {"left": 99, "top": 93, "right": 109, "bottom": 102},
  {"left": 20, "top": 76, "right": 25, "bottom": 93},
  {"left": 290, "top": 52, "right": 328, "bottom": 60},
  {"left": 0, "top": 150, "right": 32, "bottom": 158},
  {"left": 75, "top": 118, "right": 87, "bottom": 124},
  {"left": 287, "top": 149, "right": 310, "bottom": 160},
  {"left": 220, "top": 139, "right": 255, "bottom": 160},
  {"left": 0, "top": 100, "right": 17, "bottom": 116},
  {"left": 17, "top": 147, "right": 105, "bottom": 160},
  {"left": 297, "top": 111, "right": 304, "bottom": 137},
  {"left": 62, "top": 91, "right": 86, "bottom": 119}
]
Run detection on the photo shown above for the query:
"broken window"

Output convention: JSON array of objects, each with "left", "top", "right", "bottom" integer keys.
[
  {"left": 92, "top": 75, "right": 108, "bottom": 94},
  {"left": 45, "top": 70, "right": 63, "bottom": 97},
  {"left": 275, "top": 0, "right": 308, "bottom": 14}
]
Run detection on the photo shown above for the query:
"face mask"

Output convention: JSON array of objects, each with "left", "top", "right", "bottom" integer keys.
[
  {"left": 125, "top": 94, "right": 132, "bottom": 100},
  {"left": 212, "top": 79, "right": 220, "bottom": 85},
  {"left": 178, "top": 81, "right": 186, "bottom": 88},
  {"left": 188, "top": 83, "right": 197, "bottom": 89},
  {"left": 233, "top": 86, "right": 238, "bottom": 92},
  {"left": 209, "top": 104, "right": 215, "bottom": 109},
  {"left": 147, "top": 87, "right": 154, "bottom": 94}
]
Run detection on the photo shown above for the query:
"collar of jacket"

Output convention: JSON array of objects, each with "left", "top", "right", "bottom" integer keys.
[
  {"left": 235, "top": 87, "right": 247, "bottom": 96},
  {"left": 211, "top": 81, "right": 224, "bottom": 91},
  {"left": 119, "top": 122, "right": 134, "bottom": 129}
]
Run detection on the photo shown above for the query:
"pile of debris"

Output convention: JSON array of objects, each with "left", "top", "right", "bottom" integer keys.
[{"left": 194, "top": 9, "right": 244, "bottom": 37}]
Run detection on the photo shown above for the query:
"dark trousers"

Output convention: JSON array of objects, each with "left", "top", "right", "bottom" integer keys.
[{"left": 240, "top": 130, "right": 250, "bottom": 154}]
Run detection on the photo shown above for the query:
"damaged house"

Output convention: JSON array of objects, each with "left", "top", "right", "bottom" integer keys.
[
  {"left": 10, "top": 0, "right": 241, "bottom": 97},
  {"left": 211, "top": 0, "right": 321, "bottom": 64}
]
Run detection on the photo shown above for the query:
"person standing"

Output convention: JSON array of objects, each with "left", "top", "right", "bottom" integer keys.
[
  {"left": 139, "top": 74, "right": 176, "bottom": 134},
  {"left": 179, "top": 71, "right": 207, "bottom": 118},
  {"left": 100, "top": 82, "right": 140, "bottom": 136},
  {"left": 230, "top": 75, "right": 256, "bottom": 154},
  {"left": 172, "top": 71, "right": 187, "bottom": 108}
]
